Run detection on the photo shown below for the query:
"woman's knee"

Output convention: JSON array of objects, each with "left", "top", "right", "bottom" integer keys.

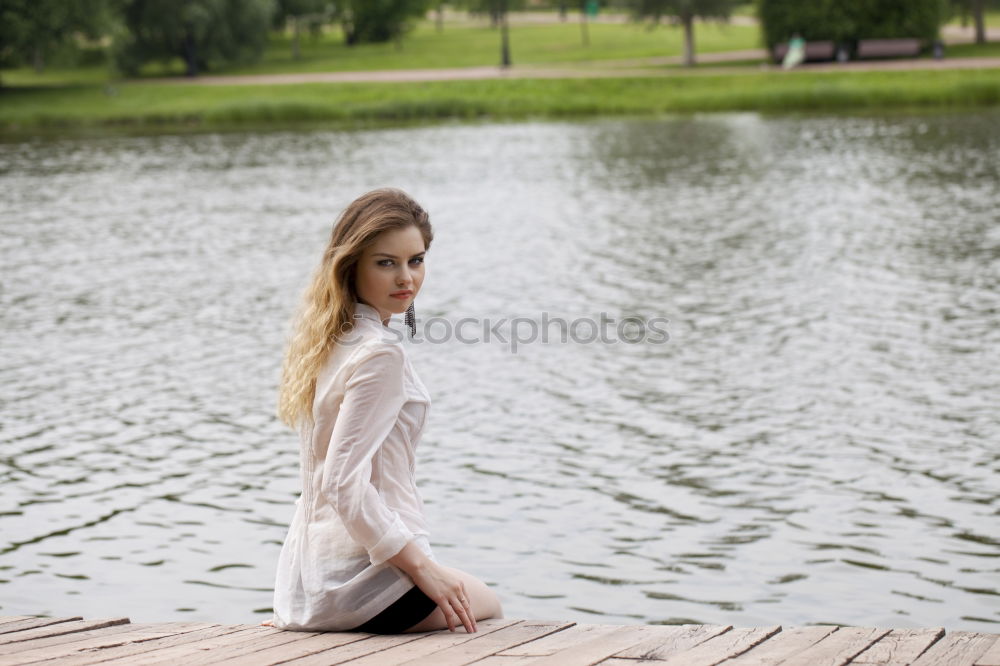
[
  {"left": 403, "top": 568, "right": 502, "bottom": 632},
  {"left": 447, "top": 566, "right": 502, "bottom": 620}
]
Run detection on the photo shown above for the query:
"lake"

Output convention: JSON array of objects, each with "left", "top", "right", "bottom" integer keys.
[{"left": 1, "top": 110, "right": 998, "bottom": 632}]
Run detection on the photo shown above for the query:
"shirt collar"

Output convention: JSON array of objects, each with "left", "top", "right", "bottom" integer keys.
[{"left": 354, "top": 301, "right": 385, "bottom": 325}]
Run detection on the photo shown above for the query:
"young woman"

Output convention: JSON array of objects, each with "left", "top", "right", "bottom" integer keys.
[{"left": 262, "top": 188, "right": 502, "bottom": 634}]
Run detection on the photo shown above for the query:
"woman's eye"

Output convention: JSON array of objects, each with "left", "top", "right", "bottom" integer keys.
[
  {"left": 410, "top": 257, "right": 424, "bottom": 265},
  {"left": 378, "top": 259, "right": 394, "bottom": 266}
]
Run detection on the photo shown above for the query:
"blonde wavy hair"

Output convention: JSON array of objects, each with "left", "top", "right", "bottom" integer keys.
[{"left": 276, "top": 188, "right": 434, "bottom": 430}]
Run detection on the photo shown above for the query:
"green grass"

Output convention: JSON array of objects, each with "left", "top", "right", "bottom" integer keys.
[
  {"left": 2, "top": 69, "right": 997, "bottom": 135},
  {"left": 0, "top": 18, "right": 762, "bottom": 86},
  {"left": 207, "top": 20, "right": 761, "bottom": 75},
  {"left": 942, "top": 41, "right": 1000, "bottom": 58}
]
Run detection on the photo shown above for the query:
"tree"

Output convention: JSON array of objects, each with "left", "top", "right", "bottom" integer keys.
[
  {"left": 433, "top": 1, "right": 446, "bottom": 33},
  {"left": 0, "top": 0, "right": 117, "bottom": 74},
  {"left": 272, "top": 0, "right": 332, "bottom": 59},
  {"left": 456, "top": 0, "right": 526, "bottom": 66},
  {"left": 337, "top": 0, "right": 430, "bottom": 46},
  {"left": 950, "top": 0, "right": 1000, "bottom": 43},
  {"left": 630, "top": 0, "right": 739, "bottom": 67},
  {"left": 114, "top": 0, "right": 274, "bottom": 77}
]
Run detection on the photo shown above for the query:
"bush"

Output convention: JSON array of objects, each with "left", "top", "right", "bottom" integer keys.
[{"left": 757, "top": 0, "right": 947, "bottom": 50}]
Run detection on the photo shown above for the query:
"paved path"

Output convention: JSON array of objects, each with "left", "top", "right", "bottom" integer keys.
[{"left": 151, "top": 54, "right": 1000, "bottom": 86}]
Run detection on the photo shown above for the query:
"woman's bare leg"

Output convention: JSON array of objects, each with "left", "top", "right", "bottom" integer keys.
[{"left": 404, "top": 566, "right": 502, "bottom": 633}]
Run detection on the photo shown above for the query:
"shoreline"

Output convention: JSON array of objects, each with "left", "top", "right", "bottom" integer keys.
[{"left": 2, "top": 68, "right": 998, "bottom": 137}]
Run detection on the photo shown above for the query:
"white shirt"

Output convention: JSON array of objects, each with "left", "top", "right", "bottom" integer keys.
[{"left": 270, "top": 301, "right": 434, "bottom": 631}]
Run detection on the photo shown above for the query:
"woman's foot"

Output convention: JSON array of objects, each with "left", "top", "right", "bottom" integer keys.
[{"left": 260, "top": 619, "right": 275, "bottom": 627}]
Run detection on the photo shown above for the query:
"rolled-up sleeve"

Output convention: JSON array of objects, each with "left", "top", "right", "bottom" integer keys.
[{"left": 321, "top": 343, "right": 414, "bottom": 566}]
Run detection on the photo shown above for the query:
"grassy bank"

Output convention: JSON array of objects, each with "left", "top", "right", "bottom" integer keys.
[{"left": 2, "top": 69, "right": 998, "bottom": 134}]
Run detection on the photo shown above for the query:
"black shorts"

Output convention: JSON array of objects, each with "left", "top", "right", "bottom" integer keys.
[{"left": 350, "top": 585, "right": 438, "bottom": 634}]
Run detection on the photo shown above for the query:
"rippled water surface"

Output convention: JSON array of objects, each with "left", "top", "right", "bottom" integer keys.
[{"left": 2, "top": 112, "right": 998, "bottom": 631}]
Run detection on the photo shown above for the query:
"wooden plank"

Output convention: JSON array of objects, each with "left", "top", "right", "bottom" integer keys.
[
  {"left": 497, "top": 623, "right": 614, "bottom": 656},
  {"left": 852, "top": 628, "right": 945, "bottom": 664},
  {"left": 652, "top": 626, "right": 782, "bottom": 666},
  {"left": 723, "top": 625, "right": 839, "bottom": 665},
  {"left": 911, "top": 631, "right": 999, "bottom": 666},
  {"left": 614, "top": 624, "right": 732, "bottom": 660},
  {"left": 0, "top": 623, "right": 208, "bottom": 666},
  {"left": 0, "top": 618, "right": 33, "bottom": 627},
  {"left": 278, "top": 632, "right": 429, "bottom": 665},
  {"left": 339, "top": 618, "right": 522, "bottom": 666},
  {"left": 779, "top": 627, "right": 892, "bottom": 666},
  {"left": 123, "top": 626, "right": 322, "bottom": 666},
  {"left": 402, "top": 620, "right": 574, "bottom": 666},
  {"left": 465, "top": 656, "right": 540, "bottom": 665},
  {"left": 76, "top": 626, "right": 275, "bottom": 665},
  {"left": 517, "top": 625, "right": 677, "bottom": 665},
  {"left": 976, "top": 635, "right": 1000, "bottom": 666},
  {"left": 0, "top": 622, "right": 161, "bottom": 657},
  {"left": 0, "top": 616, "right": 85, "bottom": 635},
  {"left": 54, "top": 624, "right": 282, "bottom": 665},
  {"left": 209, "top": 630, "right": 378, "bottom": 665},
  {"left": 0, "top": 617, "right": 130, "bottom": 646}
]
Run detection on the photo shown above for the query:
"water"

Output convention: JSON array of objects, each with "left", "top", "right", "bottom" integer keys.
[{"left": 1, "top": 111, "right": 998, "bottom": 632}]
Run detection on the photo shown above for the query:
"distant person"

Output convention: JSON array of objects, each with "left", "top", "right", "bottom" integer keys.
[
  {"left": 783, "top": 34, "right": 805, "bottom": 70},
  {"left": 261, "top": 188, "right": 503, "bottom": 634}
]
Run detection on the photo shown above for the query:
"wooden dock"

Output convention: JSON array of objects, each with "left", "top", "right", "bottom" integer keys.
[{"left": 1, "top": 614, "right": 998, "bottom": 665}]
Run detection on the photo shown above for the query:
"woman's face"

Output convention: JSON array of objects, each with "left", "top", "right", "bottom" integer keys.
[{"left": 355, "top": 225, "right": 426, "bottom": 325}]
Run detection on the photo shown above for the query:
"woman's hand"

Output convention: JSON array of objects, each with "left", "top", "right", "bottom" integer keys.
[
  {"left": 409, "top": 559, "right": 477, "bottom": 633},
  {"left": 388, "top": 541, "right": 476, "bottom": 633}
]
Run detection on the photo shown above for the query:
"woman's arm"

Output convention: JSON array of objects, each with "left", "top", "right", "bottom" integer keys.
[
  {"left": 388, "top": 541, "right": 477, "bottom": 633},
  {"left": 321, "top": 344, "right": 415, "bottom": 566}
]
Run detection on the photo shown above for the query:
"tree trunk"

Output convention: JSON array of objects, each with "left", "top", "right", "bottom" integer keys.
[
  {"left": 183, "top": 25, "right": 199, "bottom": 76},
  {"left": 292, "top": 16, "right": 301, "bottom": 59},
  {"left": 682, "top": 13, "right": 695, "bottom": 67},
  {"left": 436, "top": 4, "right": 444, "bottom": 33},
  {"left": 579, "top": 1, "right": 589, "bottom": 46},
  {"left": 33, "top": 45, "right": 45, "bottom": 73},
  {"left": 973, "top": 0, "right": 986, "bottom": 44},
  {"left": 500, "top": 2, "right": 511, "bottom": 67}
]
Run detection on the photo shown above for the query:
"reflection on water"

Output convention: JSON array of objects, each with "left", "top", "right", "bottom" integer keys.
[{"left": 1, "top": 111, "right": 998, "bottom": 630}]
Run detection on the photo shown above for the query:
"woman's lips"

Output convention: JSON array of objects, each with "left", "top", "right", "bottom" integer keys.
[{"left": 390, "top": 292, "right": 412, "bottom": 299}]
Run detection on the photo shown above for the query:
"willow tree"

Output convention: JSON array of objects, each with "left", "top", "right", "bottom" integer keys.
[
  {"left": 0, "top": 0, "right": 116, "bottom": 76},
  {"left": 115, "top": 0, "right": 275, "bottom": 77}
]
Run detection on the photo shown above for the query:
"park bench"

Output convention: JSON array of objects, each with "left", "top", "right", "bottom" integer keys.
[
  {"left": 856, "top": 38, "right": 922, "bottom": 58},
  {"left": 772, "top": 40, "right": 836, "bottom": 63}
]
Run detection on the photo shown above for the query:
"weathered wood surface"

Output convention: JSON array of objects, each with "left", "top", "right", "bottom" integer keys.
[{"left": 0, "top": 615, "right": 996, "bottom": 665}]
